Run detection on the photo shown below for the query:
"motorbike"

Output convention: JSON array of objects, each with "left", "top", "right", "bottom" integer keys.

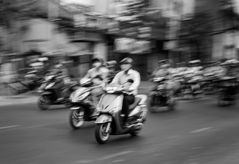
[
  {"left": 38, "top": 74, "right": 77, "bottom": 110},
  {"left": 7, "top": 70, "right": 43, "bottom": 95},
  {"left": 69, "top": 78, "right": 104, "bottom": 129},
  {"left": 181, "top": 73, "right": 202, "bottom": 99},
  {"left": 149, "top": 77, "right": 176, "bottom": 112},
  {"left": 94, "top": 83, "right": 148, "bottom": 144},
  {"left": 217, "top": 76, "right": 238, "bottom": 106},
  {"left": 202, "top": 72, "right": 219, "bottom": 95}
]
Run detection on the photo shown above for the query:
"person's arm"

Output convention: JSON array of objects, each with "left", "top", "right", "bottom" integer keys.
[
  {"left": 111, "top": 72, "right": 121, "bottom": 85},
  {"left": 101, "top": 67, "right": 109, "bottom": 83},
  {"left": 83, "top": 70, "right": 91, "bottom": 79},
  {"left": 129, "top": 71, "right": 141, "bottom": 91}
]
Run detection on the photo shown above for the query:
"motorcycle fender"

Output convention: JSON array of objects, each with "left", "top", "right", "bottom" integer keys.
[{"left": 95, "top": 115, "right": 112, "bottom": 124}]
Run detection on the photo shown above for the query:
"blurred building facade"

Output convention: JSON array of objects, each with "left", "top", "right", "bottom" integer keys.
[
  {"left": 90, "top": 0, "right": 170, "bottom": 79},
  {"left": 0, "top": 0, "right": 111, "bottom": 78},
  {"left": 2, "top": 0, "right": 239, "bottom": 82},
  {"left": 180, "top": 0, "right": 239, "bottom": 62},
  {"left": 149, "top": 0, "right": 195, "bottom": 66},
  {"left": 206, "top": 0, "right": 239, "bottom": 60}
]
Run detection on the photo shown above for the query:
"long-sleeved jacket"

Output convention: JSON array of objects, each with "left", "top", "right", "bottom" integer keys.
[{"left": 112, "top": 69, "right": 141, "bottom": 95}]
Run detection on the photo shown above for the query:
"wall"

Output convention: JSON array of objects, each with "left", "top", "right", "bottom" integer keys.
[
  {"left": 20, "top": 18, "right": 79, "bottom": 54},
  {"left": 94, "top": 42, "right": 107, "bottom": 61}
]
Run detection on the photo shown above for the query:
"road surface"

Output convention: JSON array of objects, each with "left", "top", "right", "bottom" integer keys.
[{"left": 0, "top": 96, "right": 239, "bottom": 164}]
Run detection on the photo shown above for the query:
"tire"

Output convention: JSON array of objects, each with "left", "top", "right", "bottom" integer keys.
[
  {"left": 64, "top": 99, "right": 71, "bottom": 108},
  {"left": 38, "top": 96, "right": 50, "bottom": 110},
  {"left": 217, "top": 99, "right": 223, "bottom": 107},
  {"left": 168, "top": 104, "right": 175, "bottom": 111},
  {"left": 129, "top": 130, "right": 139, "bottom": 137},
  {"left": 168, "top": 98, "right": 176, "bottom": 111},
  {"left": 148, "top": 95, "right": 156, "bottom": 113},
  {"left": 69, "top": 110, "right": 84, "bottom": 129},
  {"left": 95, "top": 123, "right": 110, "bottom": 144}
]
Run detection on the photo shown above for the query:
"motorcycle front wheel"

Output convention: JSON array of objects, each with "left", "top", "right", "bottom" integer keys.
[
  {"left": 38, "top": 96, "right": 50, "bottom": 110},
  {"left": 129, "top": 130, "right": 139, "bottom": 137},
  {"left": 95, "top": 123, "right": 110, "bottom": 144},
  {"left": 69, "top": 110, "right": 84, "bottom": 129}
]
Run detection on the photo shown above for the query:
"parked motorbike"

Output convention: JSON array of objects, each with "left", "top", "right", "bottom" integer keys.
[
  {"left": 149, "top": 77, "right": 176, "bottom": 112},
  {"left": 217, "top": 76, "right": 238, "bottom": 106},
  {"left": 38, "top": 74, "right": 77, "bottom": 110},
  {"left": 69, "top": 78, "right": 104, "bottom": 129},
  {"left": 181, "top": 73, "right": 202, "bottom": 99},
  {"left": 202, "top": 73, "right": 219, "bottom": 95},
  {"left": 7, "top": 70, "right": 43, "bottom": 95},
  {"left": 94, "top": 84, "right": 147, "bottom": 144}
]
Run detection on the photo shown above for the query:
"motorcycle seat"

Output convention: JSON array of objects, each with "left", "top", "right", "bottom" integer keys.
[{"left": 129, "top": 97, "right": 142, "bottom": 110}]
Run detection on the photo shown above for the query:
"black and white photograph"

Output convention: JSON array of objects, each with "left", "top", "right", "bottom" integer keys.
[{"left": 0, "top": 0, "right": 239, "bottom": 163}]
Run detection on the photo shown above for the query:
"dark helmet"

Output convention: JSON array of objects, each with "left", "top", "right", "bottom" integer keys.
[
  {"left": 92, "top": 58, "right": 104, "bottom": 64},
  {"left": 120, "top": 57, "right": 133, "bottom": 65}
]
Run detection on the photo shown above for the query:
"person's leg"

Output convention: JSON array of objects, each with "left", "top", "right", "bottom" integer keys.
[
  {"left": 122, "top": 94, "right": 135, "bottom": 125},
  {"left": 53, "top": 81, "right": 64, "bottom": 99}
]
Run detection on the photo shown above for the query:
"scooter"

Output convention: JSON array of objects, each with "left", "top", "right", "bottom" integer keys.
[
  {"left": 149, "top": 77, "right": 176, "bottom": 112},
  {"left": 38, "top": 74, "right": 77, "bottom": 110},
  {"left": 69, "top": 78, "right": 103, "bottom": 129},
  {"left": 94, "top": 84, "right": 148, "bottom": 144}
]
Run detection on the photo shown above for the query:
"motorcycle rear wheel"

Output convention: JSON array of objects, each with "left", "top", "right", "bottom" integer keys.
[
  {"left": 129, "top": 130, "right": 139, "bottom": 137},
  {"left": 69, "top": 110, "right": 84, "bottom": 129},
  {"left": 95, "top": 123, "right": 110, "bottom": 144},
  {"left": 38, "top": 96, "right": 50, "bottom": 110}
]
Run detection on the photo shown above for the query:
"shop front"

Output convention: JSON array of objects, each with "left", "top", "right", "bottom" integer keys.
[{"left": 111, "top": 37, "right": 151, "bottom": 80}]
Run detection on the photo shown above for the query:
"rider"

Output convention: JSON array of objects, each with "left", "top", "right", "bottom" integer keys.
[
  {"left": 84, "top": 58, "right": 109, "bottom": 85},
  {"left": 152, "top": 60, "right": 169, "bottom": 78},
  {"left": 84, "top": 58, "right": 109, "bottom": 113},
  {"left": 50, "top": 64, "right": 66, "bottom": 101},
  {"left": 106, "top": 60, "right": 117, "bottom": 84},
  {"left": 111, "top": 57, "right": 141, "bottom": 126}
]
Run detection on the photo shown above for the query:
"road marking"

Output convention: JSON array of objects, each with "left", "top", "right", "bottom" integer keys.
[
  {"left": 190, "top": 127, "right": 213, "bottom": 134},
  {"left": 74, "top": 160, "right": 94, "bottom": 164},
  {"left": 0, "top": 125, "right": 20, "bottom": 130},
  {"left": 112, "top": 159, "right": 125, "bottom": 163},
  {"left": 99, "top": 150, "right": 134, "bottom": 161}
]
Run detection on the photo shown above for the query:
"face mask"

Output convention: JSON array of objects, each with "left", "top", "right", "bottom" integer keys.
[{"left": 121, "top": 64, "right": 131, "bottom": 71}]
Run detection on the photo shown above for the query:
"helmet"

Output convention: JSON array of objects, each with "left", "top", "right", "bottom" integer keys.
[
  {"left": 92, "top": 58, "right": 103, "bottom": 64},
  {"left": 120, "top": 57, "right": 133, "bottom": 65}
]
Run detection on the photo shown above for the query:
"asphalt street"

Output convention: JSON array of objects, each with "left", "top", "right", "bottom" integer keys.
[{"left": 0, "top": 95, "right": 239, "bottom": 164}]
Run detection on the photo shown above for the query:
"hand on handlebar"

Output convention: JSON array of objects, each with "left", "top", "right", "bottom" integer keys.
[{"left": 121, "top": 86, "right": 133, "bottom": 93}]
